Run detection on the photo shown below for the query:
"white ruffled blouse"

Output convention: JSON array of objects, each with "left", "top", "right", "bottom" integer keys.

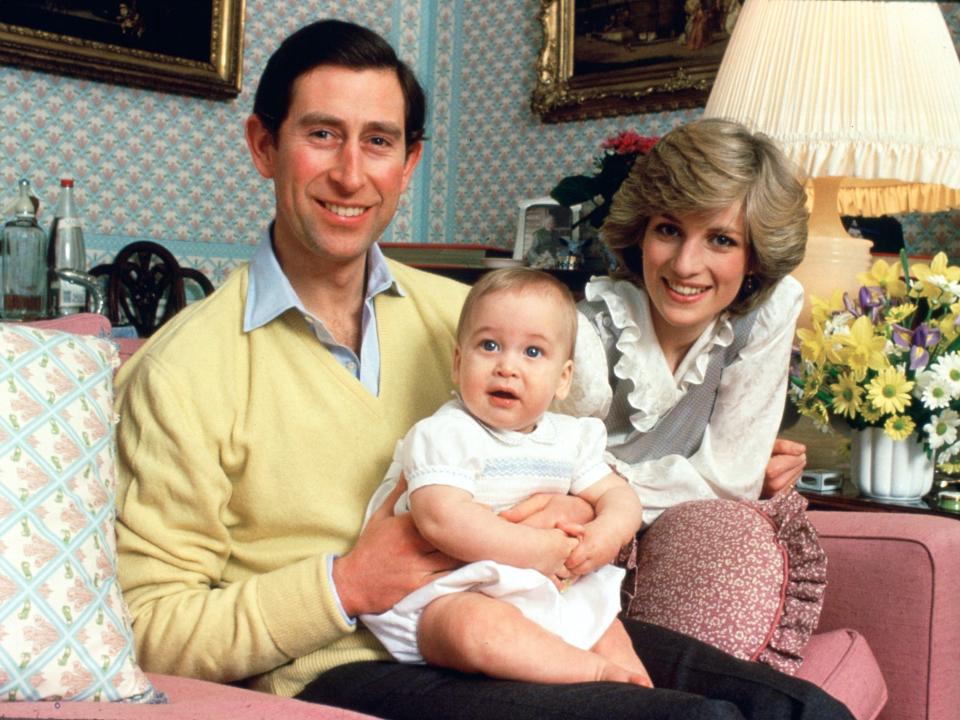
[{"left": 556, "top": 275, "right": 803, "bottom": 523}]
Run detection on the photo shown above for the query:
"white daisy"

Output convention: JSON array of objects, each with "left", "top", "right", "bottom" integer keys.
[
  {"left": 925, "top": 410, "right": 960, "bottom": 449},
  {"left": 934, "top": 353, "right": 960, "bottom": 393},
  {"left": 918, "top": 374, "right": 953, "bottom": 410}
]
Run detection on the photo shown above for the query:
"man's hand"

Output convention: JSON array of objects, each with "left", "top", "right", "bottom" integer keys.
[
  {"left": 499, "top": 493, "right": 595, "bottom": 529},
  {"left": 332, "top": 477, "right": 458, "bottom": 618},
  {"left": 762, "top": 437, "right": 807, "bottom": 498}
]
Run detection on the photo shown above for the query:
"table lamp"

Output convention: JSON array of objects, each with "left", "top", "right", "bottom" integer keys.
[{"left": 702, "top": 0, "right": 960, "bottom": 328}]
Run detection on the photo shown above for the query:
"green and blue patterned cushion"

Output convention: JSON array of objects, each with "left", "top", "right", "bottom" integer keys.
[{"left": 0, "top": 323, "right": 161, "bottom": 703}]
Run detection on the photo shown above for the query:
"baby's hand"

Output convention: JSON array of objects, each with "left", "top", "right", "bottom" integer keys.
[
  {"left": 532, "top": 527, "right": 580, "bottom": 582},
  {"left": 558, "top": 520, "right": 621, "bottom": 576}
]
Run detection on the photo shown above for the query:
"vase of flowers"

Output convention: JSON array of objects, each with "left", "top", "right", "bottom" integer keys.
[{"left": 791, "top": 251, "right": 960, "bottom": 500}]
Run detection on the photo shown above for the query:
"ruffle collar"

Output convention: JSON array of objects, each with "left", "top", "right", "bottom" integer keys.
[{"left": 584, "top": 276, "right": 735, "bottom": 433}]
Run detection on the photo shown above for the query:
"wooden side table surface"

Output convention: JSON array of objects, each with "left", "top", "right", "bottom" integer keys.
[{"left": 800, "top": 475, "right": 960, "bottom": 518}]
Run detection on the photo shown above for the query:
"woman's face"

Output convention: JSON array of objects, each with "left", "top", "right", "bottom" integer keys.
[{"left": 641, "top": 202, "right": 750, "bottom": 349}]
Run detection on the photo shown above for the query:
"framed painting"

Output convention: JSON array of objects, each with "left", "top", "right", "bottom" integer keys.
[
  {"left": 532, "top": 0, "right": 741, "bottom": 123},
  {"left": 0, "top": 0, "right": 244, "bottom": 99}
]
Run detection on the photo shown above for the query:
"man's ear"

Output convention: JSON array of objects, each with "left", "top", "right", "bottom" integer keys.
[
  {"left": 554, "top": 359, "right": 574, "bottom": 401},
  {"left": 400, "top": 141, "right": 424, "bottom": 192},
  {"left": 245, "top": 114, "right": 277, "bottom": 180},
  {"left": 451, "top": 345, "right": 462, "bottom": 386}
]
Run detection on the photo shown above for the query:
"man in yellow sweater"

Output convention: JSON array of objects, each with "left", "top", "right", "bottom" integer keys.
[{"left": 114, "top": 18, "right": 853, "bottom": 720}]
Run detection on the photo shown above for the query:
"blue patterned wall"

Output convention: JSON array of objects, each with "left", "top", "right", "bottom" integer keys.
[{"left": 0, "top": 1, "right": 958, "bottom": 282}]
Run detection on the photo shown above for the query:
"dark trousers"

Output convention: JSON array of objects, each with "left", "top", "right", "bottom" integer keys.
[{"left": 296, "top": 618, "right": 854, "bottom": 720}]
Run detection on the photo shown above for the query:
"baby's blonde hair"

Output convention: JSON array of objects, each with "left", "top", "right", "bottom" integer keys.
[{"left": 457, "top": 267, "right": 578, "bottom": 358}]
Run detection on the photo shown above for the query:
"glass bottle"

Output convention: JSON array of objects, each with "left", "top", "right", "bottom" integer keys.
[
  {"left": 47, "top": 178, "right": 87, "bottom": 315},
  {"left": 1, "top": 178, "right": 48, "bottom": 320}
]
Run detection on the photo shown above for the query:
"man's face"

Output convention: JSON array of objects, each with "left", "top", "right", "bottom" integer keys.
[{"left": 247, "top": 65, "right": 422, "bottom": 271}]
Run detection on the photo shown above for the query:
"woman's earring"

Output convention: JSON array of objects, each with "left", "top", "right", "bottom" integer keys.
[{"left": 742, "top": 274, "right": 757, "bottom": 295}]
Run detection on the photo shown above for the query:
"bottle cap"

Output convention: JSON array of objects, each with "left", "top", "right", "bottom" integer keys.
[
  {"left": 13, "top": 178, "right": 36, "bottom": 217},
  {"left": 60, "top": 179, "right": 74, "bottom": 187}
]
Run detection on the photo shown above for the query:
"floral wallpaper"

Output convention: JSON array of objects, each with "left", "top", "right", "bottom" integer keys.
[{"left": 0, "top": 1, "right": 957, "bottom": 284}]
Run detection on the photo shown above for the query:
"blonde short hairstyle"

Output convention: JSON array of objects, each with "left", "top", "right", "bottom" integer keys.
[
  {"left": 602, "top": 118, "right": 808, "bottom": 315},
  {"left": 457, "top": 268, "right": 579, "bottom": 358}
]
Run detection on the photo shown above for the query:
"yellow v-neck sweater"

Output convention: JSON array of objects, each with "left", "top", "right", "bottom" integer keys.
[{"left": 114, "top": 260, "right": 468, "bottom": 697}]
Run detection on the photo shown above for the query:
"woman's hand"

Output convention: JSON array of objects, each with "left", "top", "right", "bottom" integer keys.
[
  {"left": 762, "top": 437, "right": 807, "bottom": 498},
  {"left": 499, "top": 493, "right": 595, "bottom": 529}
]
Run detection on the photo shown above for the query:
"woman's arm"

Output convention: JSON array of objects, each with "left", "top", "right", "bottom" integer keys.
[{"left": 409, "top": 485, "right": 578, "bottom": 577}]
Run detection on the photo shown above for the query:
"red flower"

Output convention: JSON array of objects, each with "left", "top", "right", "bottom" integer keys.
[{"left": 601, "top": 130, "right": 659, "bottom": 156}]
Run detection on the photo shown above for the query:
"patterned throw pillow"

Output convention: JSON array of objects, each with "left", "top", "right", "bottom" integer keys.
[
  {"left": 0, "top": 323, "right": 162, "bottom": 702},
  {"left": 620, "top": 490, "right": 827, "bottom": 674}
]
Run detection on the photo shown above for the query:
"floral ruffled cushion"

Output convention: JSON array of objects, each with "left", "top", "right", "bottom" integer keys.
[
  {"left": 0, "top": 323, "right": 162, "bottom": 702},
  {"left": 620, "top": 489, "right": 827, "bottom": 674}
]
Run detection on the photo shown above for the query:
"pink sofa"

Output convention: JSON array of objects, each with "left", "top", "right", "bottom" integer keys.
[
  {"left": 9, "top": 315, "right": 958, "bottom": 720},
  {"left": 802, "top": 511, "right": 960, "bottom": 720}
]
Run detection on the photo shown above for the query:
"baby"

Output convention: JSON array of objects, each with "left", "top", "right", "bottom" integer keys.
[{"left": 361, "top": 267, "right": 650, "bottom": 686}]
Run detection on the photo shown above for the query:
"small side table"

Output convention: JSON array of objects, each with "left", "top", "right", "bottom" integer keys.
[{"left": 800, "top": 475, "right": 960, "bottom": 518}]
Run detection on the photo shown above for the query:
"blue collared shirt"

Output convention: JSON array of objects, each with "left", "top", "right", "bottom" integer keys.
[{"left": 244, "top": 227, "right": 403, "bottom": 396}]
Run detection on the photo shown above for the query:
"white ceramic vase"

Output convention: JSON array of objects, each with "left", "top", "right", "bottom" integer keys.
[{"left": 850, "top": 427, "right": 935, "bottom": 501}]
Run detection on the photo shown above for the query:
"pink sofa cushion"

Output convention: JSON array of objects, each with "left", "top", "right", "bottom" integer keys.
[
  {"left": 622, "top": 490, "right": 827, "bottom": 674},
  {"left": 22, "top": 313, "right": 146, "bottom": 365},
  {"left": 0, "top": 673, "right": 378, "bottom": 719},
  {"left": 797, "top": 629, "right": 887, "bottom": 720},
  {"left": 811, "top": 511, "right": 960, "bottom": 720},
  {"left": 24, "top": 313, "right": 112, "bottom": 338}
]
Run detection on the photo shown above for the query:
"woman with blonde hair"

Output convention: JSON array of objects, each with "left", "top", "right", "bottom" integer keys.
[{"left": 559, "top": 117, "right": 809, "bottom": 524}]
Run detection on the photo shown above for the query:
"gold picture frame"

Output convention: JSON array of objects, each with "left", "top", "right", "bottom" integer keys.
[
  {"left": 532, "top": 0, "right": 737, "bottom": 123},
  {"left": 0, "top": 1, "right": 245, "bottom": 99}
]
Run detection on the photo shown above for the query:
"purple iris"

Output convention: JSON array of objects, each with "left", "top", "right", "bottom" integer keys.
[
  {"left": 844, "top": 287, "right": 885, "bottom": 323},
  {"left": 892, "top": 323, "right": 942, "bottom": 370}
]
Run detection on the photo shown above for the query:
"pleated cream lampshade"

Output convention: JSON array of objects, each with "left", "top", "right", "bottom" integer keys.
[{"left": 702, "top": 0, "right": 960, "bottom": 328}]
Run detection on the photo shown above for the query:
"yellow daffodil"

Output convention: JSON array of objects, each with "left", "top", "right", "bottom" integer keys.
[
  {"left": 866, "top": 367, "right": 915, "bottom": 415},
  {"left": 810, "top": 288, "right": 846, "bottom": 327},
  {"left": 859, "top": 258, "right": 906, "bottom": 299},
  {"left": 938, "top": 313, "right": 960, "bottom": 344},
  {"left": 910, "top": 252, "right": 960, "bottom": 304},
  {"left": 836, "top": 316, "right": 889, "bottom": 380},
  {"left": 829, "top": 374, "right": 863, "bottom": 419},
  {"left": 796, "top": 324, "right": 840, "bottom": 366},
  {"left": 884, "top": 414, "right": 916, "bottom": 440}
]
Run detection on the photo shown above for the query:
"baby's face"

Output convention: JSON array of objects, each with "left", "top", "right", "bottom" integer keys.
[{"left": 453, "top": 288, "right": 573, "bottom": 433}]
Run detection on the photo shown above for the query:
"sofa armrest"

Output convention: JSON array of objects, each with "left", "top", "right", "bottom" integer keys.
[{"left": 809, "top": 511, "right": 960, "bottom": 720}]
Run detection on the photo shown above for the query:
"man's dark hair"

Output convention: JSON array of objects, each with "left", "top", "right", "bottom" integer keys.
[{"left": 252, "top": 19, "right": 426, "bottom": 151}]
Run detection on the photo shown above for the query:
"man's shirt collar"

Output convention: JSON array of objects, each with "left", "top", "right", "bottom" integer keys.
[{"left": 244, "top": 227, "right": 402, "bottom": 333}]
